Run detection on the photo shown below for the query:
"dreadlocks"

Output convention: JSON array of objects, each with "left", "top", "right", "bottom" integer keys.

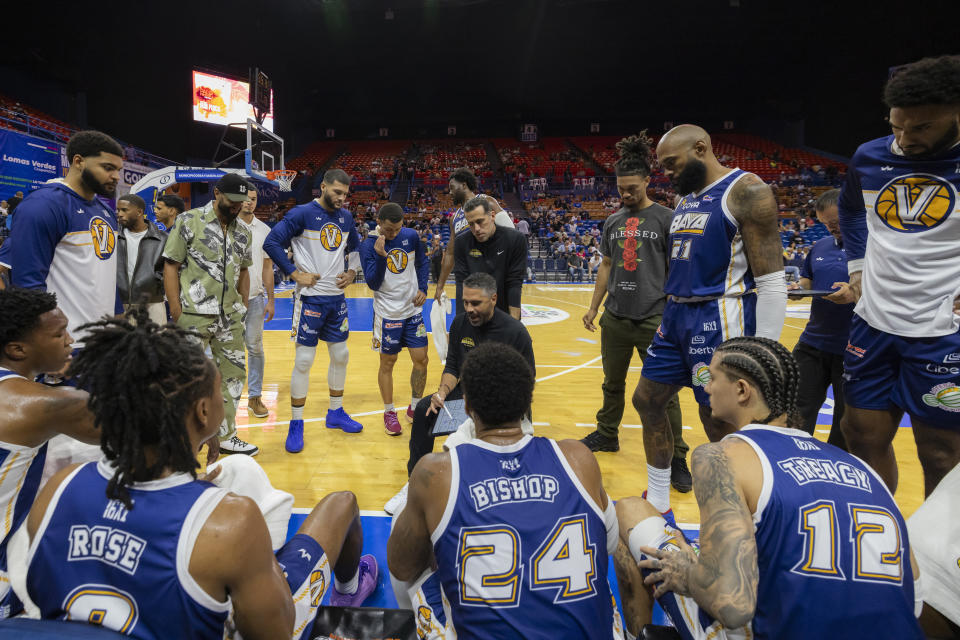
[
  {"left": 614, "top": 131, "right": 655, "bottom": 177},
  {"left": 714, "top": 336, "right": 803, "bottom": 429},
  {"left": 67, "top": 308, "right": 215, "bottom": 509}
]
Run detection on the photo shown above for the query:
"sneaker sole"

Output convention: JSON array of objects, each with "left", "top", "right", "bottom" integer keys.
[
  {"left": 385, "top": 427, "right": 402, "bottom": 436},
  {"left": 248, "top": 410, "right": 269, "bottom": 418},
  {"left": 221, "top": 448, "right": 260, "bottom": 457},
  {"left": 671, "top": 482, "right": 693, "bottom": 493}
]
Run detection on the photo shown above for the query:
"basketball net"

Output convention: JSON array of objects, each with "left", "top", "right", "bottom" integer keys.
[{"left": 267, "top": 169, "right": 298, "bottom": 191}]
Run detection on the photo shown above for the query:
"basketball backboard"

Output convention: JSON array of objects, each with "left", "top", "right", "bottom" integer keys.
[{"left": 211, "top": 118, "right": 285, "bottom": 189}]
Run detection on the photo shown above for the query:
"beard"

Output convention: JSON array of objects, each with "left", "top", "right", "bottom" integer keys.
[
  {"left": 903, "top": 121, "right": 960, "bottom": 158},
  {"left": 672, "top": 158, "right": 708, "bottom": 195},
  {"left": 452, "top": 190, "right": 467, "bottom": 207},
  {"left": 81, "top": 168, "right": 116, "bottom": 197},
  {"left": 217, "top": 201, "right": 240, "bottom": 222},
  {"left": 322, "top": 192, "right": 338, "bottom": 210}
]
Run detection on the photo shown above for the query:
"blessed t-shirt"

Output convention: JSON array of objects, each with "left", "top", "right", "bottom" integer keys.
[{"left": 599, "top": 203, "right": 672, "bottom": 320}]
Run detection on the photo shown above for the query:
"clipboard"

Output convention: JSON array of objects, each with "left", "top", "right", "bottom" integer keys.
[{"left": 431, "top": 398, "right": 469, "bottom": 436}]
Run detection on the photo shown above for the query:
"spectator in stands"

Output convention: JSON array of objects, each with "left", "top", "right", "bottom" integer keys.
[
  {"left": 0, "top": 200, "right": 7, "bottom": 216},
  {"left": 588, "top": 251, "right": 602, "bottom": 281},
  {"left": 517, "top": 217, "right": 530, "bottom": 236},
  {"left": 567, "top": 251, "right": 585, "bottom": 282}
]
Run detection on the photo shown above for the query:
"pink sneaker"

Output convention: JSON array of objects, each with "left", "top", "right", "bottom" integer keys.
[
  {"left": 384, "top": 410, "right": 402, "bottom": 436},
  {"left": 405, "top": 405, "right": 415, "bottom": 422},
  {"left": 330, "top": 554, "right": 379, "bottom": 607}
]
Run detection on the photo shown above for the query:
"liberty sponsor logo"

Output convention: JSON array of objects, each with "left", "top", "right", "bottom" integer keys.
[
  {"left": 944, "top": 353, "right": 960, "bottom": 364},
  {"left": 922, "top": 383, "right": 960, "bottom": 413},
  {"left": 689, "top": 345, "right": 714, "bottom": 356},
  {"left": 692, "top": 362, "right": 711, "bottom": 387},
  {"left": 692, "top": 335, "right": 706, "bottom": 344},
  {"left": 926, "top": 364, "right": 960, "bottom": 376}
]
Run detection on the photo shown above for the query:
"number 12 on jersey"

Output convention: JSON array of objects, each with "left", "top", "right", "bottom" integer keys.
[
  {"left": 457, "top": 515, "right": 598, "bottom": 607},
  {"left": 792, "top": 500, "right": 904, "bottom": 585}
]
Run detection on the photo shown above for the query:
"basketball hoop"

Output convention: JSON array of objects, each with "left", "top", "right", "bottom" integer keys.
[{"left": 267, "top": 169, "right": 298, "bottom": 191}]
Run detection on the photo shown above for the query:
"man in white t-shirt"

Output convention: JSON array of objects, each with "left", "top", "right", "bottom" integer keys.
[
  {"left": 116, "top": 194, "right": 167, "bottom": 325},
  {"left": 238, "top": 187, "right": 276, "bottom": 419}
]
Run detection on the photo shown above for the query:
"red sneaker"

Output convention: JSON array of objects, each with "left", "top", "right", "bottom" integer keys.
[
  {"left": 384, "top": 410, "right": 402, "bottom": 436},
  {"left": 405, "top": 405, "right": 415, "bottom": 422}
]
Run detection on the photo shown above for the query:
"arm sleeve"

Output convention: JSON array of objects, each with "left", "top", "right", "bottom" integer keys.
[
  {"left": 494, "top": 210, "right": 515, "bottom": 228},
  {"left": 161, "top": 215, "right": 188, "bottom": 264},
  {"left": 8, "top": 197, "right": 67, "bottom": 289},
  {"left": 506, "top": 233, "right": 526, "bottom": 308},
  {"left": 799, "top": 248, "right": 814, "bottom": 280},
  {"left": 443, "top": 318, "right": 463, "bottom": 378},
  {"left": 837, "top": 160, "right": 867, "bottom": 272},
  {"left": 359, "top": 240, "right": 387, "bottom": 290},
  {"left": 262, "top": 212, "right": 303, "bottom": 276},
  {"left": 415, "top": 236, "right": 429, "bottom": 293}
]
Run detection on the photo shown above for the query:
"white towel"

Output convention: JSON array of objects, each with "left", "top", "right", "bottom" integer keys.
[
  {"left": 430, "top": 292, "right": 451, "bottom": 364},
  {"left": 442, "top": 416, "right": 535, "bottom": 451},
  {"left": 207, "top": 455, "right": 294, "bottom": 551}
]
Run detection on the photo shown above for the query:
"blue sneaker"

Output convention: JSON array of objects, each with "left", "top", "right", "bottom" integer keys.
[
  {"left": 286, "top": 419, "right": 304, "bottom": 453},
  {"left": 641, "top": 490, "right": 678, "bottom": 530},
  {"left": 326, "top": 407, "right": 363, "bottom": 433}
]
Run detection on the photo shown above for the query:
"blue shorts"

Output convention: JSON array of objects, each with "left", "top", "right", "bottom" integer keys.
[
  {"left": 292, "top": 295, "right": 349, "bottom": 346},
  {"left": 643, "top": 295, "right": 757, "bottom": 404},
  {"left": 373, "top": 312, "right": 428, "bottom": 355},
  {"left": 843, "top": 314, "right": 960, "bottom": 429},
  {"left": 276, "top": 534, "right": 330, "bottom": 640}
]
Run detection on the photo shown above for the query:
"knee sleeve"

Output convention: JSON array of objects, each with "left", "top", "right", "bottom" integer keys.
[
  {"left": 327, "top": 341, "right": 349, "bottom": 391},
  {"left": 291, "top": 344, "right": 317, "bottom": 398}
]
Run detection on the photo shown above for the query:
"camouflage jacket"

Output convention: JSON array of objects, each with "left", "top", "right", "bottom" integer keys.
[{"left": 162, "top": 201, "right": 252, "bottom": 316}]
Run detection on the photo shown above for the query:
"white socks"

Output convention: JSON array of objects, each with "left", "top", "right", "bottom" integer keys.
[
  {"left": 335, "top": 568, "right": 359, "bottom": 595},
  {"left": 384, "top": 403, "right": 394, "bottom": 413},
  {"left": 330, "top": 395, "right": 344, "bottom": 410},
  {"left": 646, "top": 464, "right": 671, "bottom": 513},
  {"left": 291, "top": 405, "right": 304, "bottom": 420},
  {"left": 410, "top": 396, "right": 420, "bottom": 408}
]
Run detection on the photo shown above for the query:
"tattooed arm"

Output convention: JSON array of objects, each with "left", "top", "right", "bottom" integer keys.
[
  {"left": 729, "top": 174, "right": 782, "bottom": 277},
  {"left": 639, "top": 440, "right": 758, "bottom": 628},
  {"left": 728, "top": 174, "right": 786, "bottom": 339}
]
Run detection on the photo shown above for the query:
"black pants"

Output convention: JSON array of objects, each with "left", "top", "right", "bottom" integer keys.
[
  {"left": 408, "top": 385, "right": 465, "bottom": 475},
  {"left": 793, "top": 341, "right": 847, "bottom": 450},
  {"left": 430, "top": 258, "right": 441, "bottom": 283}
]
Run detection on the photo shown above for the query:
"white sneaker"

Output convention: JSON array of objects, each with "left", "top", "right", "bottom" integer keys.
[
  {"left": 220, "top": 435, "right": 260, "bottom": 456},
  {"left": 384, "top": 483, "right": 409, "bottom": 516}
]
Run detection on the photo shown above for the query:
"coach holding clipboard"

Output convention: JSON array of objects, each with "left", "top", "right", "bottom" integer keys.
[{"left": 787, "top": 189, "right": 854, "bottom": 447}]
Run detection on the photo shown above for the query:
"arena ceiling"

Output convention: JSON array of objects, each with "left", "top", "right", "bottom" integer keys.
[{"left": 2, "top": 0, "right": 955, "bottom": 160}]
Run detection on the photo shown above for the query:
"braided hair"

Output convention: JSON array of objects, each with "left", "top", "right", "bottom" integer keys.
[
  {"left": 67, "top": 308, "right": 216, "bottom": 509},
  {"left": 614, "top": 131, "right": 655, "bottom": 178},
  {"left": 714, "top": 336, "right": 803, "bottom": 429}
]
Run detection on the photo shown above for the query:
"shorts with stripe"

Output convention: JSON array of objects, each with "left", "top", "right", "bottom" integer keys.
[
  {"left": 642, "top": 294, "right": 757, "bottom": 404},
  {"left": 372, "top": 312, "right": 428, "bottom": 355},
  {"left": 292, "top": 294, "right": 349, "bottom": 346},
  {"left": 277, "top": 534, "right": 330, "bottom": 640}
]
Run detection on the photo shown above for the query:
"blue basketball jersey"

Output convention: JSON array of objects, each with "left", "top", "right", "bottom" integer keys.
[
  {"left": 432, "top": 435, "right": 615, "bottom": 640},
  {"left": 666, "top": 169, "right": 756, "bottom": 298},
  {"left": 451, "top": 206, "right": 469, "bottom": 238},
  {"left": 728, "top": 425, "right": 922, "bottom": 639},
  {"left": 25, "top": 460, "right": 232, "bottom": 639},
  {"left": 0, "top": 367, "right": 47, "bottom": 619}
]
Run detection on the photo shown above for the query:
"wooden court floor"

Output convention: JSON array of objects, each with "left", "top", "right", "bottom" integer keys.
[{"left": 230, "top": 283, "right": 926, "bottom": 523}]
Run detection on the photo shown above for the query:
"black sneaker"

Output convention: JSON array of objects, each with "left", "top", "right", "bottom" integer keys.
[
  {"left": 580, "top": 430, "right": 619, "bottom": 452},
  {"left": 671, "top": 456, "right": 692, "bottom": 493}
]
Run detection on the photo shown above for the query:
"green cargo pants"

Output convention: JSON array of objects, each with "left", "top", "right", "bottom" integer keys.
[{"left": 596, "top": 310, "right": 688, "bottom": 459}]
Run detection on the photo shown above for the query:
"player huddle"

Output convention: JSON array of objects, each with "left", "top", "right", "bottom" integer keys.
[{"left": 0, "top": 54, "right": 957, "bottom": 639}]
